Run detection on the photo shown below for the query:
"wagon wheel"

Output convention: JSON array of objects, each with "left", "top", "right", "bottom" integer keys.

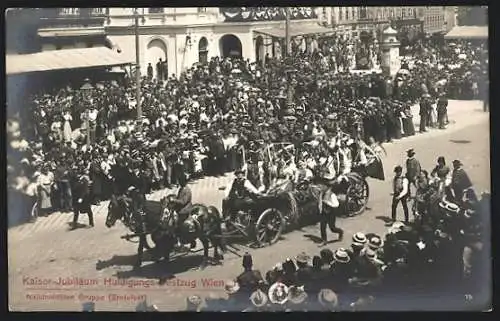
[
  {"left": 345, "top": 178, "right": 370, "bottom": 217},
  {"left": 281, "top": 191, "right": 299, "bottom": 228},
  {"left": 254, "top": 208, "right": 284, "bottom": 247}
]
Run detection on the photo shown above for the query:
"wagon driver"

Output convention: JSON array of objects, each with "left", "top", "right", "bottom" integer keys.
[{"left": 222, "top": 168, "right": 264, "bottom": 220}]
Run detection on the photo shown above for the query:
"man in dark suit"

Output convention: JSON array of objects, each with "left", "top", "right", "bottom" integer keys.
[
  {"left": 71, "top": 175, "right": 94, "bottom": 229},
  {"left": 236, "top": 253, "right": 265, "bottom": 294},
  {"left": 419, "top": 94, "right": 430, "bottom": 133},
  {"left": 451, "top": 160, "right": 474, "bottom": 205},
  {"left": 405, "top": 148, "right": 421, "bottom": 191}
]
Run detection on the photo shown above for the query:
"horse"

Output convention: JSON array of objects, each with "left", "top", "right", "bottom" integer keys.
[
  {"left": 161, "top": 194, "right": 226, "bottom": 266},
  {"left": 106, "top": 194, "right": 175, "bottom": 268}
]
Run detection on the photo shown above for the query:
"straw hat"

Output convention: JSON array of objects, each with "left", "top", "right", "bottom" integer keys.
[
  {"left": 352, "top": 232, "right": 367, "bottom": 247},
  {"left": 287, "top": 285, "right": 308, "bottom": 305},
  {"left": 186, "top": 295, "right": 203, "bottom": 311},
  {"left": 367, "top": 235, "right": 384, "bottom": 250},
  {"left": 249, "top": 289, "right": 268, "bottom": 308},
  {"left": 224, "top": 280, "right": 240, "bottom": 294},
  {"left": 268, "top": 282, "right": 289, "bottom": 305},
  {"left": 333, "top": 248, "right": 350, "bottom": 264},
  {"left": 317, "top": 289, "right": 338, "bottom": 309}
]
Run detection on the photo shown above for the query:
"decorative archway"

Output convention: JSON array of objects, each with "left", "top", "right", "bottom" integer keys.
[
  {"left": 255, "top": 36, "right": 264, "bottom": 63},
  {"left": 146, "top": 38, "right": 167, "bottom": 80},
  {"left": 219, "top": 34, "right": 242, "bottom": 58},
  {"left": 198, "top": 37, "right": 208, "bottom": 64}
]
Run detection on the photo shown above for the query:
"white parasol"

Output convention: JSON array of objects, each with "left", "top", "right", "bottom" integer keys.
[
  {"left": 458, "top": 53, "right": 467, "bottom": 60},
  {"left": 397, "top": 69, "right": 411, "bottom": 76}
]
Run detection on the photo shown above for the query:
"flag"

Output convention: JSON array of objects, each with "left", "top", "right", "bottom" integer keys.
[{"left": 366, "top": 155, "right": 385, "bottom": 181}]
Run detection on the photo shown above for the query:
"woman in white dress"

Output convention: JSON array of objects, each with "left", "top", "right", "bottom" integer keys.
[
  {"left": 36, "top": 165, "right": 54, "bottom": 215},
  {"left": 63, "top": 112, "right": 73, "bottom": 143}
]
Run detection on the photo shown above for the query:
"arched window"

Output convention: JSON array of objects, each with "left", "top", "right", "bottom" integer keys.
[
  {"left": 359, "top": 7, "right": 367, "bottom": 19},
  {"left": 198, "top": 37, "right": 208, "bottom": 64},
  {"left": 346, "top": 8, "right": 349, "bottom": 20},
  {"left": 338, "top": 8, "right": 343, "bottom": 21}
]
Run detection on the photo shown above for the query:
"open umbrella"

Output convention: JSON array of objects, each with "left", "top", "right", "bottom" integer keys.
[
  {"left": 231, "top": 69, "right": 242, "bottom": 74},
  {"left": 397, "top": 69, "right": 411, "bottom": 76},
  {"left": 458, "top": 53, "right": 467, "bottom": 60}
]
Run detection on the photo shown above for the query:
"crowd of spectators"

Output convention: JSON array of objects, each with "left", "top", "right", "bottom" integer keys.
[
  {"left": 7, "top": 36, "right": 487, "bottom": 224},
  {"left": 190, "top": 171, "right": 488, "bottom": 311}
]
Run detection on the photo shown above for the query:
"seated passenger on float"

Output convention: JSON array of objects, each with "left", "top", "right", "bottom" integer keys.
[
  {"left": 222, "top": 169, "right": 264, "bottom": 220},
  {"left": 295, "top": 160, "right": 314, "bottom": 186}
]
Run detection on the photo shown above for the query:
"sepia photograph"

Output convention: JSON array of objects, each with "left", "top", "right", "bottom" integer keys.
[{"left": 6, "top": 6, "right": 491, "bottom": 312}]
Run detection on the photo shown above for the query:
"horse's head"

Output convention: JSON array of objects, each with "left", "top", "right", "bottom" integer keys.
[{"left": 106, "top": 195, "right": 130, "bottom": 228}]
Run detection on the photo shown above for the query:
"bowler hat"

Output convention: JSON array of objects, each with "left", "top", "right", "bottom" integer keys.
[{"left": 407, "top": 148, "right": 415, "bottom": 155}]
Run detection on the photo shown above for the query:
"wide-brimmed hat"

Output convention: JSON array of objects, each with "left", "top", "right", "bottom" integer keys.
[
  {"left": 186, "top": 295, "right": 203, "bottom": 311},
  {"left": 406, "top": 148, "right": 415, "bottom": 156},
  {"left": 367, "top": 235, "right": 384, "bottom": 250},
  {"left": 452, "top": 159, "right": 462, "bottom": 166},
  {"left": 439, "top": 200, "right": 460, "bottom": 214},
  {"left": 288, "top": 285, "right": 308, "bottom": 305},
  {"left": 388, "top": 221, "right": 406, "bottom": 234},
  {"left": 352, "top": 232, "right": 367, "bottom": 247},
  {"left": 295, "top": 252, "right": 310, "bottom": 265},
  {"left": 317, "top": 289, "right": 338, "bottom": 309},
  {"left": 268, "top": 282, "right": 289, "bottom": 305},
  {"left": 249, "top": 289, "right": 268, "bottom": 308},
  {"left": 362, "top": 248, "right": 377, "bottom": 259},
  {"left": 333, "top": 248, "right": 350, "bottom": 264},
  {"left": 224, "top": 280, "right": 240, "bottom": 294}
]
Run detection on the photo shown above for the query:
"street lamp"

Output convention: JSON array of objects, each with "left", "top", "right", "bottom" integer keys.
[
  {"left": 80, "top": 79, "right": 94, "bottom": 146},
  {"left": 133, "top": 8, "right": 142, "bottom": 119}
]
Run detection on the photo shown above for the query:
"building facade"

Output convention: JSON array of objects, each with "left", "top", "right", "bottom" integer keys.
[
  {"left": 32, "top": 7, "right": 324, "bottom": 78},
  {"left": 422, "top": 6, "right": 451, "bottom": 34}
]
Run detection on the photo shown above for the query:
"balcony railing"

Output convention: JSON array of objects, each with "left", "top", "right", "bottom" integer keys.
[
  {"left": 38, "top": 8, "right": 107, "bottom": 29},
  {"left": 41, "top": 8, "right": 107, "bottom": 19}
]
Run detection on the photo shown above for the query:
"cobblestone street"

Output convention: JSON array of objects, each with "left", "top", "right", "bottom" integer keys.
[{"left": 8, "top": 101, "right": 490, "bottom": 311}]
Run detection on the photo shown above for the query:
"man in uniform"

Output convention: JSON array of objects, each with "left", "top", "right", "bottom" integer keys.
[
  {"left": 451, "top": 160, "right": 474, "bottom": 206},
  {"left": 170, "top": 174, "right": 196, "bottom": 249},
  {"left": 222, "top": 169, "right": 263, "bottom": 220},
  {"left": 391, "top": 165, "right": 410, "bottom": 224}
]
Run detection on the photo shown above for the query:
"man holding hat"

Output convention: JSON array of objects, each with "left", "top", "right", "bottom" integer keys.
[{"left": 391, "top": 165, "right": 410, "bottom": 224}]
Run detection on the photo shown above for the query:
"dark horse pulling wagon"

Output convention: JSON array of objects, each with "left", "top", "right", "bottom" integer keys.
[{"left": 105, "top": 195, "right": 225, "bottom": 269}]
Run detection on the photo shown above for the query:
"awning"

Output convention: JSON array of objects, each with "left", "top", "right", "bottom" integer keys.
[
  {"left": 255, "top": 24, "right": 334, "bottom": 38},
  {"left": 444, "top": 26, "right": 488, "bottom": 40},
  {"left": 6, "top": 47, "right": 134, "bottom": 75}
]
